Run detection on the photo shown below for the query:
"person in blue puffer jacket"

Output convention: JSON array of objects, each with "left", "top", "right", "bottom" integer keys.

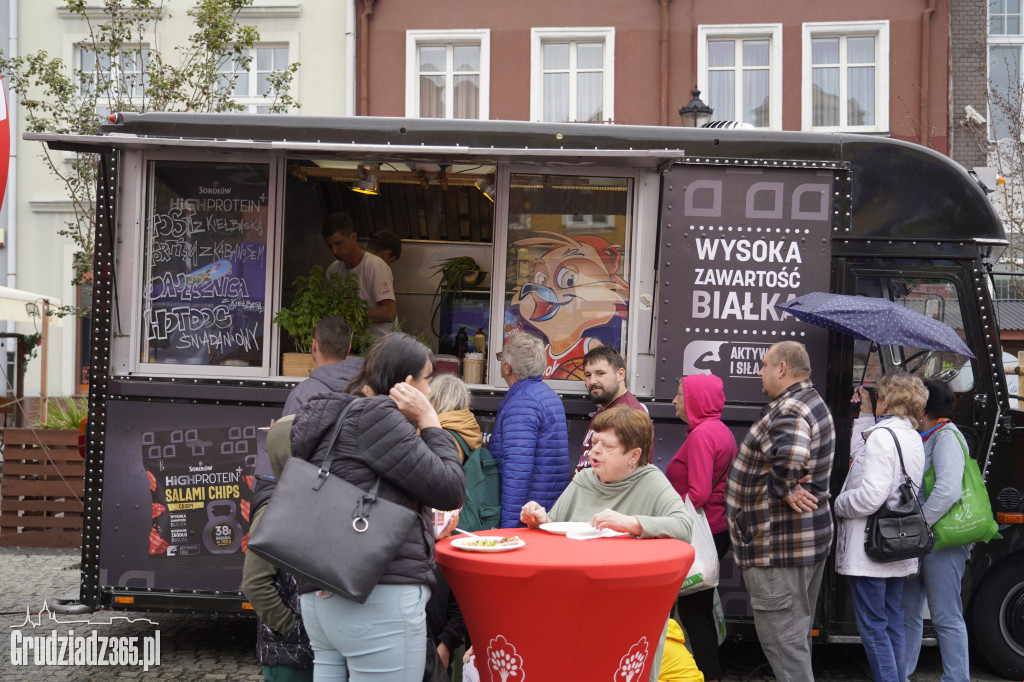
[{"left": 490, "top": 330, "right": 571, "bottom": 527}]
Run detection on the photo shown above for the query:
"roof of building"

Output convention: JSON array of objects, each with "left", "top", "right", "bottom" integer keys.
[{"left": 996, "top": 300, "right": 1024, "bottom": 331}]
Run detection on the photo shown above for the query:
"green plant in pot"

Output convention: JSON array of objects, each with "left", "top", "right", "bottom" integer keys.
[
  {"left": 36, "top": 395, "right": 87, "bottom": 430},
  {"left": 274, "top": 265, "right": 373, "bottom": 373},
  {"left": 429, "top": 256, "right": 486, "bottom": 339},
  {"left": 430, "top": 256, "right": 485, "bottom": 307}
]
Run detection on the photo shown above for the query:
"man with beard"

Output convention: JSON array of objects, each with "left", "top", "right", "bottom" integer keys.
[{"left": 577, "top": 345, "right": 647, "bottom": 475}]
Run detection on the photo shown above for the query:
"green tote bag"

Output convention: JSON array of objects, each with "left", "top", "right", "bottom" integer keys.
[{"left": 923, "top": 427, "right": 1001, "bottom": 551}]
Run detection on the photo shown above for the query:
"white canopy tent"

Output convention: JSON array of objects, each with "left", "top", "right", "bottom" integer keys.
[
  {"left": 0, "top": 285, "right": 61, "bottom": 325},
  {"left": 0, "top": 285, "right": 63, "bottom": 424}
]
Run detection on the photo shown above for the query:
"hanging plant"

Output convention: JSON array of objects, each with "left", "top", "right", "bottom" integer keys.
[{"left": 20, "top": 332, "right": 42, "bottom": 373}]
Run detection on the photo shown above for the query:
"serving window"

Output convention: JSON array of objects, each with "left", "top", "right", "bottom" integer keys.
[
  {"left": 129, "top": 157, "right": 646, "bottom": 386},
  {"left": 138, "top": 160, "right": 275, "bottom": 375}
]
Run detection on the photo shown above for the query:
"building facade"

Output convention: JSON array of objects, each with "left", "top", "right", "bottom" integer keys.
[
  {"left": 359, "top": 0, "right": 952, "bottom": 150},
  {"left": 5, "top": 1, "right": 352, "bottom": 398}
]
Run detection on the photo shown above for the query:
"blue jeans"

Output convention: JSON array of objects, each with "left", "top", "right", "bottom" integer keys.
[
  {"left": 299, "top": 584, "right": 430, "bottom": 681},
  {"left": 849, "top": 575, "right": 906, "bottom": 681},
  {"left": 903, "top": 545, "right": 970, "bottom": 682}
]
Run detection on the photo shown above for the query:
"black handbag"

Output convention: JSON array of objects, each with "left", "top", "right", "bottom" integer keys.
[
  {"left": 248, "top": 398, "right": 423, "bottom": 603},
  {"left": 863, "top": 427, "right": 935, "bottom": 563}
]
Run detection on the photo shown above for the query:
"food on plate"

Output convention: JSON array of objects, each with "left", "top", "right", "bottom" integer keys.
[{"left": 462, "top": 535, "right": 521, "bottom": 547}]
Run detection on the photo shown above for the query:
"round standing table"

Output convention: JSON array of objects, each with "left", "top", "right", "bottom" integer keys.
[{"left": 436, "top": 528, "right": 694, "bottom": 681}]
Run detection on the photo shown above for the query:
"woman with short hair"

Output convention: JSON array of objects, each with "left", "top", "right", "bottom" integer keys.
[
  {"left": 521, "top": 406, "right": 692, "bottom": 541},
  {"left": 835, "top": 370, "right": 928, "bottom": 681},
  {"left": 489, "top": 330, "right": 570, "bottom": 528},
  {"left": 428, "top": 374, "right": 481, "bottom": 464},
  {"left": 520, "top": 406, "right": 693, "bottom": 682}
]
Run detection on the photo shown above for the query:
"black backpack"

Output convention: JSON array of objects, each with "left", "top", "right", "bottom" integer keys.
[{"left": 446, "top": 429, "right": 502, "bottom": 532}]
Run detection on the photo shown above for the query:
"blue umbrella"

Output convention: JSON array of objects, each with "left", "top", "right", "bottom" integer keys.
[{"left": 776, "top": 292, "right": 975, "bottom": 358}]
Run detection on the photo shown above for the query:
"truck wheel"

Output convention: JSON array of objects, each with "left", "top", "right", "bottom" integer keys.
[{"left": 971, "top": 558, "right": 1024, "bottom": 679}]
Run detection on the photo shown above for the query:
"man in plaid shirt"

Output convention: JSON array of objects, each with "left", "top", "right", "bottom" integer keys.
[{"left": 725, "top": 341, "right": 835, "bottom": 682}]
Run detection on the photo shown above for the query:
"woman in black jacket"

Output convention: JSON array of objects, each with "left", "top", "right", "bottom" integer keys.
[{"left": 291, "top": 333, "right": 466, "bottom": 681}]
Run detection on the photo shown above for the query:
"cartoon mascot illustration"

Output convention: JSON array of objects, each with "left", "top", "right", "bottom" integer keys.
[{"left": 510, "top": 231, "right": 629, "bottom": 380}]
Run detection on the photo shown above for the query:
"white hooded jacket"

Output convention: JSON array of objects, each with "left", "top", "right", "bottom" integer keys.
[{"left": 833, "top": 415, "right": 925, "bottom": 577}]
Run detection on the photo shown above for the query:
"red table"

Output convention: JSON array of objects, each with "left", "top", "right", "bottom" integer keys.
[{"left": 436, "top": 528, "right": 694, "bottom": 681}]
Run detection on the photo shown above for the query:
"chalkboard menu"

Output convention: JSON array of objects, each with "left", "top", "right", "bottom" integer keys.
[{"left": 141, "top": 161, "right": 271, "bottom": 367}]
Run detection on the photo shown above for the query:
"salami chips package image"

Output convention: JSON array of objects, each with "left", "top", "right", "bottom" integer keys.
[{"left": 142, "top": 425, "right": 258, "bottom": 565}]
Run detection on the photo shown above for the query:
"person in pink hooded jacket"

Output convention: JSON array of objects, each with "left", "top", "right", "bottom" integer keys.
[{"left": 666, "top": 373, "right": 736, "bottom": 682}]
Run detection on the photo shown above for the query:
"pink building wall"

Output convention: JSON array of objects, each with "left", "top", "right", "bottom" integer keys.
[{"left": 360, "top": 0, "right": 950, "bottom": 152}]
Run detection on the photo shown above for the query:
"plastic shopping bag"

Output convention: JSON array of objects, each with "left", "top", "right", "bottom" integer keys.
[
  {"left": 925, "top": 428, "right": 1001, "bottom": 551},
  {"left": 712, "top": 588, "right": 727, "bottom": 645},
  {"left": 677, "top": 496, "right": 720, "bottom": 596}
]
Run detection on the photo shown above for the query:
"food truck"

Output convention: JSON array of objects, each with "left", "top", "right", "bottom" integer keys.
[{"left": 31, "top": 113, "right": 1024, "bottom": 678}]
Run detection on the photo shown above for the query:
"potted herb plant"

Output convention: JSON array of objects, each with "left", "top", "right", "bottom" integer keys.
[
  {"left": 429, "top": 256, "right": 487, "bottom": 341},
  {"left": 430, "top": 256, "right": 486, "bottom": 307},
  {"left": 273, "top": 265, "right": 373, "bottom": 376}
]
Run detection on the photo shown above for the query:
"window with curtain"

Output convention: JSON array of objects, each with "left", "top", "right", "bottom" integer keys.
[
  {"left": 811, "top": 36, "right": 875, "bottom": 127},
  {"left": 989, "top": 0, "right": 1024, "bottom": 140},
  {"left": 541, "top": 41, "right": 604, "bottom": 122},
  {"left": 417, "top": 43, "right": 481, "bottom": 119},
  {"left": 698, "top": 25, "right": 781, "bottom": 129},
  {"left": 406, "top": 30, "right": 490, "bottom": 119},
  {"left": 707, "top": 39, "right": 770, "bottom": 127},
  {"left": 802, "top": 21, "right": 888, "bottom": 132},
  {"left": 216, "top": 45, "right": 291, "bottom": 114},
  {"left": 531, "top": 28, "right": 614, "bottom": 123}
]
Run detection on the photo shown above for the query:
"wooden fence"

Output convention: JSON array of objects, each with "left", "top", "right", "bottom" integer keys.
[{"left": 0, "top": 428, "right": 83, "bottom": 547}]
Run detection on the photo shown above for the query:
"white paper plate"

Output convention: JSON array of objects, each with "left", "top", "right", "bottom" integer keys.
[
  {"left": 539, "top": 521, "right": 594, "bottom": 535},
  {"left": 451, "top": 536, "right": 526, "bottom": 552},
  {"left": 566, "top": 527, "right": 627, "bottom": 540}
]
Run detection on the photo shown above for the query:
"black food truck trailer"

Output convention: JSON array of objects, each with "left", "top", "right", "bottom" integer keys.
[{"left": 29, "top": 113, "right": 1024, "bottom": 678}]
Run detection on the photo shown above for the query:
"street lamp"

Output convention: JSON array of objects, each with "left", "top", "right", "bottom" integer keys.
[{"left": 678, "top": 87, "right": 713, "bottom": 127}]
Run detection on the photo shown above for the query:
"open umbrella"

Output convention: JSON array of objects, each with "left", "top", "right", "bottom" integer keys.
[{"left": 776, "top": 292, "right": 975, "bottom": 358}]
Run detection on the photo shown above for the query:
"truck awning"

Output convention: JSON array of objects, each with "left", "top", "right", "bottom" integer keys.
[{"left": 24, "top": 131, "right": 690, "bottom": 168}]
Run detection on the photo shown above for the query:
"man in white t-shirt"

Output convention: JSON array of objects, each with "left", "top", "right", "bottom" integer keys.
[{"left": 322, "top": 213, "right": 396, "bottom": 340}]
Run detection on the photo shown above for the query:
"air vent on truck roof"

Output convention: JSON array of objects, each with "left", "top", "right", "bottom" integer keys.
[{"left": 701, "top": 120, "right": 755, "bottom": 129}]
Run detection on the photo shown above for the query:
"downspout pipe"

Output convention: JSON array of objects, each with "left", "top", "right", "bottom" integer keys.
[
  {"left": 7, "top": 0, "right": 17, "bottom": 294},
  {"left": 347, "top": 0, "right": 356, "bottom": 115},
  {"left": 920, "top": 0, "right": 936, "bottom": 147},
  {"left": 660, "top": 0, "right": 670, "bottom": 126},
  {"left": 358, "top": 0, "right": 376, "bottom": 116},
  {"left": 6, "top": 0, "right": 18, "bottom": 365}
]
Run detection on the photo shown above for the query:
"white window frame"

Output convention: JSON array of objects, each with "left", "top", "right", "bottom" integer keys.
[
  {"left": 405, "top": 29, "right": 490, "bottom": 119},
  {"left": 489, "top": 165, "right": 644, "bottom": 394},
  {"left": 530, "top": 27, "right": 615, "bottom": 123},
  {"left": 66, "top": 33, "right": 154, "bottom": 114},
  {"left": 988, "top": 3, "right": 1024, "bottom": 141},
  {"left": 130, "top": 151, "right": 283, "bottom": 379},
  {"left": 218, "top": 35, "right": 298, "bottom": 113},
  {"left": 697, "top": 24, "right": 783, "bottom": 130},
  {"left": 801, "top": 20, "right": 889, "bottom": 133}
]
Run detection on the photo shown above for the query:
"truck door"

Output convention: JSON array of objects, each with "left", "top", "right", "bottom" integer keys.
[{"left": 827, "top": 260, "right": 1000, "bottom": 639}]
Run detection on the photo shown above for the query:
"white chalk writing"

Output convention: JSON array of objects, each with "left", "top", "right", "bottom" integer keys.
[{"left": 145, "top": 274, "right": 250, "bottom": 303}]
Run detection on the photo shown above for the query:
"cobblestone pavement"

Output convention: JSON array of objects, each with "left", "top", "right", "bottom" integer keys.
[{"left": 0, "top": 547, "right": 1009, "bottom": 681}]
